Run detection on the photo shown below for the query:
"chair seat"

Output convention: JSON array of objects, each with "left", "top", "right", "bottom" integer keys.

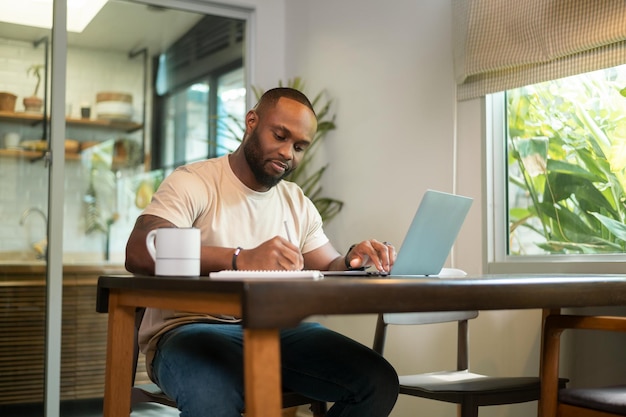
[
  {"left": 559, "top": 385, "right": 626, "bottom": 416},
  {"left": 400, "top": 371, "right": 541, "bottom": 393},
  {"left": 132, "top": 384, "right": 177, "bottom": 408},
  {"left": 398, "top": 371, "right": 563, "bottom": 406}
]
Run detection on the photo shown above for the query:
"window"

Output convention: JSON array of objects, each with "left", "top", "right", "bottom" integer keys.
[
  {"left": 487, "top": 64, "right": 626, "bottom": 273},
  {"left": 151, "top": 14, "right": 245, "bottom": 171},
  {"left": 160, "top": 81, "right": 211, "bottom": 167},
  {"left": 156, "top": 67, "right": 245, "bottom": 170}
]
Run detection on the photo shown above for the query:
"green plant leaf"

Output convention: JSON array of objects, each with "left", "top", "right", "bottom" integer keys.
[{"left": 591, "top": 212, "right": 626, "bottom": 242}]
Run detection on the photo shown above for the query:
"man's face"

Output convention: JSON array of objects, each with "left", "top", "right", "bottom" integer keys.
[
  {"left": 243, "top": 127, "right": 287, "bottom": 188},
  {"left": 243, "top": 98, "right": 317, "bottom": 190}
]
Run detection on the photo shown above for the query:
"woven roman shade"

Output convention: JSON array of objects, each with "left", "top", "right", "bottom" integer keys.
[{"left": 454, "top": 0, "right": 626, "bottom": 100}]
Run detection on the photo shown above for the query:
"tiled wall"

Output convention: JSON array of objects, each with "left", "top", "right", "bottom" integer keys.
[
  {"left": 0, "top": 37, "right": 147, "bottom": 263},
  {"left": 0, "top": 156, "right": 142, "bottom": 263}
]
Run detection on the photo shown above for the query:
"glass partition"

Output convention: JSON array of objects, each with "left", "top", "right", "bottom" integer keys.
[
  {"left": 0, "top": 4, "right": 52, "bottom": 414},
  {"left": 0, "top": 1, "right": 249, "bottom": 415}
]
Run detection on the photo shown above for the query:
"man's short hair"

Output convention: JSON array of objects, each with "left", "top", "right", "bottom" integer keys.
[{"left": 254, "top": 87, "right": 316, "bottom": 119}]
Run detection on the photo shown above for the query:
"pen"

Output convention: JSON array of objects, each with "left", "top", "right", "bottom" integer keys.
[{"left": 284, "top": 220, "right": 294, "bottom": 244}]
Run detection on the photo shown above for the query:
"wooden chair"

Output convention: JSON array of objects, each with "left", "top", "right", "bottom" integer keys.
[
  {"left": 541, "top": 314, "right": 626, "bottom": 417},
  {"left": 131, "top": 308, "right": 327, "bottom": 417},
  {"left": 373, "top": 268, "right": 567, "bottom": 417}
]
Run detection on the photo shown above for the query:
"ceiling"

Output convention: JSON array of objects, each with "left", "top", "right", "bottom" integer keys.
[{"left": 0, "top": 0, "right": 205, "bottom": 55}]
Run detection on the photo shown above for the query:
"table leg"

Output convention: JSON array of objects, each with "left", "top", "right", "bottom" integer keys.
[
  {"left": 103, "top": 292, "right": 135, "bottom": 417},
  {"left": 243, "top": 328, "right": 282, "bottom": 417}
]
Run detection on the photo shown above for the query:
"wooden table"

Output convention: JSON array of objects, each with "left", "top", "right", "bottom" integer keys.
[{"left": 96, "top": 274, "right": 626, "bottom": 417}]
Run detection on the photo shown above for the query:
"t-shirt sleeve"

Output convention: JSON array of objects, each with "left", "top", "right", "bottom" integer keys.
[{"left": 141, "top": 167, "right": 206, "bottom": 227}]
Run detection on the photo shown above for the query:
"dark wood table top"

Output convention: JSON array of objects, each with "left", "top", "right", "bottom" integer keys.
[{"left": 97, "top": 274, "right": 626, "bottom": 328}]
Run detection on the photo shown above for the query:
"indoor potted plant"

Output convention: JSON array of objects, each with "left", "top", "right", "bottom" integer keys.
[
  {"left": 0, "top": 92, "right": 17, "bottom": 112},
  {"left": 23, "top": 64, "right": 44, "bottom": 113}
]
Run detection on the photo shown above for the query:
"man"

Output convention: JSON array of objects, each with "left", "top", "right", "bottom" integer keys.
[{"left": 125, "top": 87, "right": 399, "bottom": 417}]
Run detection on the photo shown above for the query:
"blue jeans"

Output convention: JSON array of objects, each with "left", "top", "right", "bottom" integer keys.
[{"left": 151, "top": 322, "right": 399, "bottom": 417}]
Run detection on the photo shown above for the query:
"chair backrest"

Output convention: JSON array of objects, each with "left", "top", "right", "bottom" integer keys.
[
  {"left": 132, "top": 307, "right": 146, "bottom": 387},
  {"left": 374, "top": 268, "right": 476, "bottom": 370},
  {"left": 382, "top": 311, "right": 478, "bottom": 325},
  {"left": 383, "top": 267, "right": 476, "bottom": 325}
]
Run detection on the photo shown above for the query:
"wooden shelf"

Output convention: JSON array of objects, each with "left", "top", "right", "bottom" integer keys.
[
  {"left": 0, "top": 111, "right": 142, "bottom": 133},
  {"left": 65, "top": 116, "right": 143, "bottom": 132},
  {"left": 0, "top": 149, "right": 131, "bottom": 164},
  {"left": 0, "top": 148, "right": 81, "bottom": 161}
]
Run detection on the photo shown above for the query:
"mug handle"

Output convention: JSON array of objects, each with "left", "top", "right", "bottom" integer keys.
[{"left": 146, "top": 229, "right": 158, "bottom": 262}]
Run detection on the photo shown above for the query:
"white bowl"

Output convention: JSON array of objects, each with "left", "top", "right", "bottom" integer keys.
[{"left": 95, "top": 101, "right": 133, "bottom": 121}]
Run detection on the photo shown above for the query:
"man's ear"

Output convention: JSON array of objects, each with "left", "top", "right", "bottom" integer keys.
[{"left": 245, "top": 110, "right": 258, "bottom": 131}]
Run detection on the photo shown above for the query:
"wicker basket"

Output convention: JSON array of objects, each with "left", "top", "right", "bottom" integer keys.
[
  {"left": 0, "top": 92, "right": 17, "bottom": 112},
  {"left": 95, "top": 91, "right": 133, "bottom": 120},
  {"left": 96, "top": 91, "right": 132, "bottom": 103}
]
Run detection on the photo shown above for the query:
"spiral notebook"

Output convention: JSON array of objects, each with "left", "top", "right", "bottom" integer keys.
[
  {"left": 323, "top": 190, "right": 473, "bottom": 277},
  {"left": 209, "top": 270, "right": 323, "bottom": 280}
]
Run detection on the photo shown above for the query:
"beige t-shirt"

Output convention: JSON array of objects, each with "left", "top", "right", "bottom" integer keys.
[{"left": 136, "top": 155, "right": 329, "bottom": 376}]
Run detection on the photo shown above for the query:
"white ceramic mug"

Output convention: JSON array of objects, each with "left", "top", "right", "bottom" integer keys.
[{"left": 146, "top": 227, "right": 201, "bottom": 276}]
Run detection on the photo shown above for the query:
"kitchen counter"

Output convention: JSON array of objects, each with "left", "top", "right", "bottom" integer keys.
[
  {"left": 0, "top": 251, "right": 127, "bottom": 275},
  {"left": 0, "top": 256, "right": 146, "bottom": 405},
  {"left": 0, "top": 263, "right": 127, "bottom": 275}
]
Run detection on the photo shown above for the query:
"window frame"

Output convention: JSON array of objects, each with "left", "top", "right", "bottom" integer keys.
[{"left": 485, "top": 92, "right": 626, "bottom": 274}]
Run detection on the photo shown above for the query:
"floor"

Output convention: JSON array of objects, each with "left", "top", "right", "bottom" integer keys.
[{"left": 0, "top": 399, "right": 179, "bottom": 417}]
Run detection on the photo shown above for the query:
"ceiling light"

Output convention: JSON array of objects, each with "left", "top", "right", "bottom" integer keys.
[{"left": 0, "top": 0, "right": 108, "bottom": 33}]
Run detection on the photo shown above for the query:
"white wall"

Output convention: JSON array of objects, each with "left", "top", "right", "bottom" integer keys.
[
  {"left": 284, "top": 0, "right": 457, "bottom": 248},
  {"left": 281, "top": 2, "right": 542, "bottom": 417}
]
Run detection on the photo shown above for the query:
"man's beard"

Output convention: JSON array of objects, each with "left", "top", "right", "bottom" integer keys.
[{"left": 243, "top": 129, "right": 291, "bottom": 189}]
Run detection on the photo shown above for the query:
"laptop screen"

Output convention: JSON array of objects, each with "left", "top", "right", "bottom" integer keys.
[
  {"left": 390, "top": 190, "right": 472, "bottom": 276},
  {"left": 322, "top": 190, "right": 472, "bottom": 277}
]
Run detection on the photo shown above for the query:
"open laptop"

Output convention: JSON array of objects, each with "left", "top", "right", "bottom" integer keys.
[{"left": 323, "top": 190, "right": 473, "bottom": 277}]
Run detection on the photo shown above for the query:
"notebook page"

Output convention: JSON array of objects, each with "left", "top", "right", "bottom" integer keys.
[{"left": 209, "top": 270, "right": 323, "bottom": 280}]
